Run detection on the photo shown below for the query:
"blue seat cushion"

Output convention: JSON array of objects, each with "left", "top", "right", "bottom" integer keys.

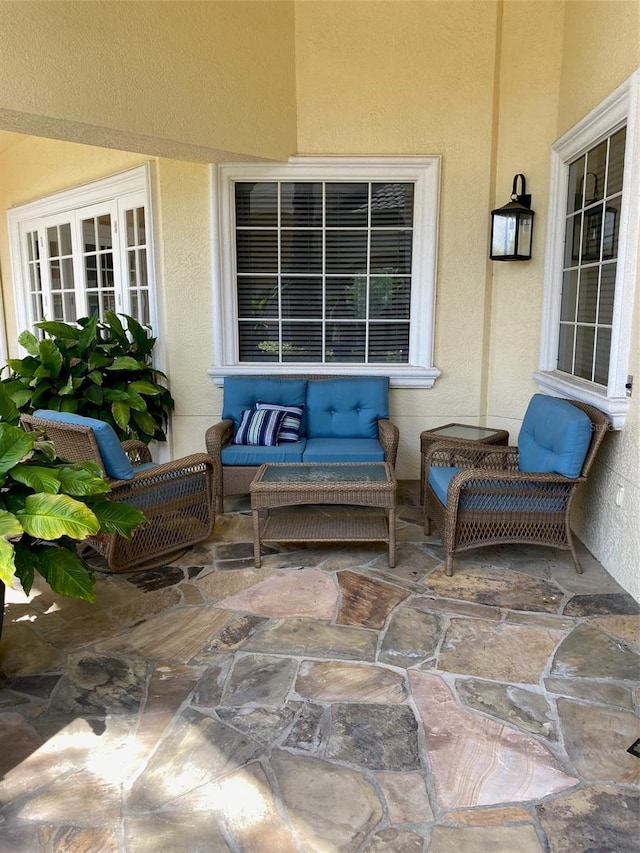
[
  {"left": 221, "top": 440, "right": 306, "bottom": 466},
  {"left": 305, "top": 376, "right": 389, "bottom": 439},
  {"left": 518, "top": 394, "right": 592, "bottom": 479},
  {"left": 302, "top": 438, "right": 384, "bottom": 463},
  {"left": 33, "top": 409, "right": 134, "bottom": 480},
  {"left": 222, "top": 377, "right": 308, "bottom": 433},
  {"left": 428, "top": 467, "right": 566, "bottom": 512}
]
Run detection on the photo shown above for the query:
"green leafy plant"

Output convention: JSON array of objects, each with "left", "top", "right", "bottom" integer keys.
[
  {"left": 0, "top": 417, "right": 145, "bottom": 604},
  {"left": 1, "top": 312, "right": 174, "bottom": 444}
]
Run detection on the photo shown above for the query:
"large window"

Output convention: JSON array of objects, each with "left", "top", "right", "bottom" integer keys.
[
  {"left": 8, "top": 165, "right": 156, "bottom": 337},
  {"left": 211, "top": 157, "right": 441, "bottom": 388},
  {"left": 536, "top": 72, "right": 639, "bottom": 428}
]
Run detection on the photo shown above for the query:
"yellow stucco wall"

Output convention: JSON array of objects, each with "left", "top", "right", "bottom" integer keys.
[
  {"left": 0, "top": 0, "right": 297, "bottom": 162},
  {"left": 294, "top": 0, "right": 501, "bottom": 476}
]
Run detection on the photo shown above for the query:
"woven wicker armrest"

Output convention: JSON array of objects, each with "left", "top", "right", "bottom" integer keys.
[
  {"left": 110, "top": 452, "right": 215, "bottom": 487},
  {"left": 205, "top": 419, "right": 235, "bottom": 456},
  {"left": 425, "top": 440, "right": 519, "bottom": 471},
  {"left": 121, "top": 440, "right": 153, "bottom": 465},
  {"left": 377, "top": 419, "right": 400, "bottom": 468},
  {"left": 446, "top": 466, "right": 578, "bottom": 513}
]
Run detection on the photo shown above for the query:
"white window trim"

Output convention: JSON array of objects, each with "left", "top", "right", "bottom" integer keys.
[
  {"left": 208, "top": 155, "right": 441, "bottom": 388},
  {"left": 535, "top": 71, "right": 639, "bottom": 428},
  {"left": 7, "top": 164, "right": 158, "bottom": 341}
]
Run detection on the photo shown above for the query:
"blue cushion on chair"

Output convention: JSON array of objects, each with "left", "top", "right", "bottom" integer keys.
[
  {"left": 518, "top": 395, "right": 592, "bottom": 479},
  {"left": 33, "top": 410, "right": 134, "bottom": 480},
  {"left": 428, "top": 466, "right": 566, "bottom": 512}
]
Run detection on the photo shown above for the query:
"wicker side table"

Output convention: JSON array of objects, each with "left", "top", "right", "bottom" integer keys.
[{"left": 420, "top": 423, "right": 510, "bottom": 507}]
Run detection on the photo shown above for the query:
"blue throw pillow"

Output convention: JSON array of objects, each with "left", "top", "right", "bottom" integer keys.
[
  {"left": 32, "top": 409, "right": 135, "bottom": 480},
  {"left": 233, "top": 408, "right": 286, "bottom": 446},
  {"left": 256, "top": 402, "right": 304, "bottom": 442}
]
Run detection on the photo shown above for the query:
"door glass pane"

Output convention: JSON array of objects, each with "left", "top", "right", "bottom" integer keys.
[
  {"left": 238, "top": 321, "right": 279, "bottom": 361},
  {"left": 237, "top": 231, "right": 278, "bottom": 273},
  {"left": 281, "top": 231, "right": 322, "bottom": 273},
  {"left": 236, "top": 182, "right": 278, "bottom": 227},
  {"left": 282, "top": 322, "right": 321, "bottom": 361},
  {"left": 371, "top": 183, "right": 414, "bottom": 226},
  {"left": 325, "top": 231, "right": 367, "bottom": 273},
  {"left": 327, "top": 322, "right": 365, "bottom": 362},
  {"left": 281, "top": 277, "right": 322, "bottom": 317}
]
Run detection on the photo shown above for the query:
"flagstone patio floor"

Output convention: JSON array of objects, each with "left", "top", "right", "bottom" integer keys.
[{"left": 0, "top": 482, "right": 639, "bottom": 852}]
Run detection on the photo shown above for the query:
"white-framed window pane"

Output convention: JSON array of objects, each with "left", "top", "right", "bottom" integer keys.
[
  {"left": 214, "top": 157, "right": 441, "bottom": 388},
  {"left": 232, "top": 178, "right": 416, "bottom": 366},
  {"left": 557, "top": 125, "right": 626, "bottom": 386}
]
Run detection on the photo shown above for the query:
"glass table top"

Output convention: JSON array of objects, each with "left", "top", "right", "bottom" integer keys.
[
  {"left": 427, "top": 424, "right": 502, "bottom": 441},
  {"left": 260, "top": 462, "right": 389, "bottom": 484}
]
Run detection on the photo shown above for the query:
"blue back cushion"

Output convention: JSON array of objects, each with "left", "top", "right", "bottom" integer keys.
[
  {"left": 518, "top": 395, "right": 592, "bottom": 479},
  {"left": 33, "top": 409, "right": 134, "bottom": 480},
  {"left": 306, "top": 376, "right": 389, "bottom": 439},
  {"left": 222, "top": 377, "right": 308, "bottom": 434}
]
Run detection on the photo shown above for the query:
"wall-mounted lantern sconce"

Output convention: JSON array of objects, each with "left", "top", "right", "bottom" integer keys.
[{"left": 490, "top": 173, "right": 535, "bottom": 261}]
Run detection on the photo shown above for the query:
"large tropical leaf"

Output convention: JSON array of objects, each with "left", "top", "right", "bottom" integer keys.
[
  {"left": 107, "top": 356, "right": 147, "bottom": 372},
  {"left": 31, "top": 545, "right": 96, "bottom": 603},
  {"left": 125, "top": 315, "right": 156, "bottom": 356},
  {"left": 88, "top": 352, "right": 112, "bottom": 370},
  {"left": 16, "top": 493, "right": 100, "bottom": 540},
  {"left": 128, "top": 380, "right": 162, "bottom": 396},
  {"left": 10, "top": 464, "right": 61, "bottom": 494},
  {"left": 17, "top": 330, "right": 40, "bottom": 356},
  {"left": 104, "top": 311, "right": 128, "bottom": 346},
  {"left": 0, "top": 510, "right": 23, "bottom": 587},
  {"left": 0, "top": 423, "right": 35, "bottom": 475},
  {"left": 13, "top": 541, "right": 35, "bottom": 595},
  {"left": 131, "top": 409, "right": 157, "bottom": 437},
  {"left": 38, "top": 339, "right": 64, "bottom": 377},
  {"left": 89, "top": 499, "right": 146, "bottom": 537},
  {"left": 0, "top": 384, "right": 20, "bottom": 424},
  {"left": 35, "top": 321, "right": 81, "bottom": 341},
  {"left": 7, "top": 356, "right": 38, "bottom": 378},
  {"left": 57, "top": 463, "right": 110, "bottom": 496},
  {"left": 112, "top": 401, "right": 131, "bottom": 431},
  {"left": 76, "top": 313, "right": 99, "bottom": 353}
]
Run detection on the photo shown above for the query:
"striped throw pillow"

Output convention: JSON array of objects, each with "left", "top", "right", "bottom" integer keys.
[
  {"left": 256, "top": 402, "right": 305, "bottom": 442},
  {"left": 233, "top": 408, "right": 286, "bottom": 446}
]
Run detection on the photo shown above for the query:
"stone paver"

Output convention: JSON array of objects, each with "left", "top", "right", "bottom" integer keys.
[{"left": 0, "top": 483, "right": 638, "bottom": 851}]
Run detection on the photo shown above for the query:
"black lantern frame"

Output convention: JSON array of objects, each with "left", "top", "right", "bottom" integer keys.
[{"left": 490, "top": 174, "right": 535, "bottom": 261}]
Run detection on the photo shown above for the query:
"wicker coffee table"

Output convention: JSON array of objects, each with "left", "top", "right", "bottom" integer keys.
[{"left": 250, "top": 462, "right": 397, "bottom": 568}]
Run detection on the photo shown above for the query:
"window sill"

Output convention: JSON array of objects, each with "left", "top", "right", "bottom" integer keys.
[
  {"left": 208, "top": 364, "right": 441, "bottom": 389},
  {"left": 533, "top": 370, "right": 628, "bottom": 429}
]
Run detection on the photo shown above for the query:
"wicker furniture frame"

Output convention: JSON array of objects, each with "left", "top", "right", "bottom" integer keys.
[
  {"left": 205, "top": 375, "right": 400, "bottom": 513},
  {"left": 250, "top": 462, "right": 397, "bottom": 568},
  {"left": 21, "top": 413, "right": 216, "bottom": 573},
  {"left": 423, "top": 400, "right": 611, "bottom": 576},
  {"left": 420, "top": 423, "right": 510, "bottom": 507}
]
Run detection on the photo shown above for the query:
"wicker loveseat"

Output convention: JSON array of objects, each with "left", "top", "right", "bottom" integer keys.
[
  {"left": 205, "top": 375, "right": 399, "bottom": 512},
  {"left": 423, "top": 394, "right": 610, "bottom": 576},
  {"left": 22, "top": 411, "right": 216, "bottom": 573}
]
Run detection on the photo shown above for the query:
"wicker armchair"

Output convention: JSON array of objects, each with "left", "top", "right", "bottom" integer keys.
[
  {"left": 423, "top": 397, "right": 610, "bottom": 576},
  {"left": 21, "top": 413, "right": 215, "bottom": 573}
]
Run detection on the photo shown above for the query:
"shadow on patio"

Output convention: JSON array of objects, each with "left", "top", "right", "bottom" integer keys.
[{"left": 0, "top": 482, "right": 638, "bottom": 852}]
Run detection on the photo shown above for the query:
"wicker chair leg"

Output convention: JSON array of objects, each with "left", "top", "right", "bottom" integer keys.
[
  {"left": 424, "top": 515, "right": 432, "bottom": 535},
  {"left": 445, "top": 554, "right": 454, "bottom": 576}
]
